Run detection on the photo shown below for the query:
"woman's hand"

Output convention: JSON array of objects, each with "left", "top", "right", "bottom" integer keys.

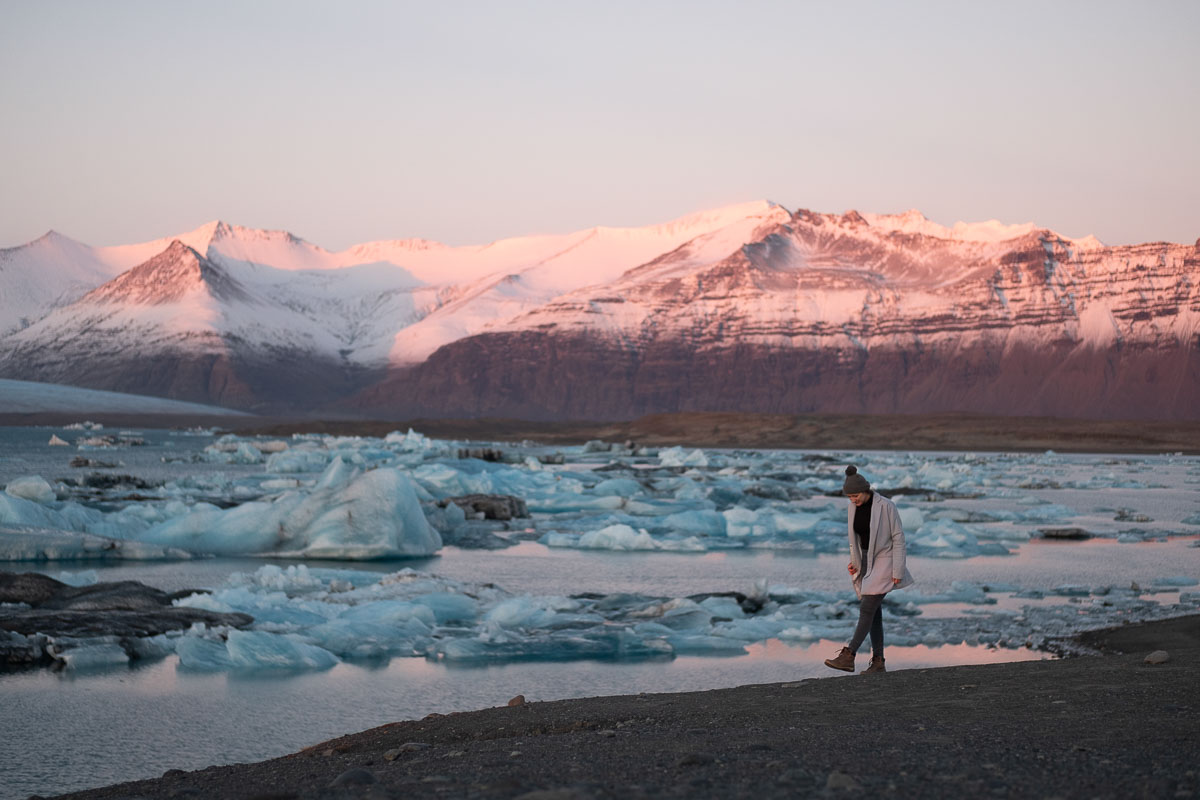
[{"left": 847, "top": 563, "right": 857, "bottom": 576}]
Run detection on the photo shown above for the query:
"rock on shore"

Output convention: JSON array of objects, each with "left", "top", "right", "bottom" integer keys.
[{"left": 0, "top": 571, "right": 252, "bottom": 667}]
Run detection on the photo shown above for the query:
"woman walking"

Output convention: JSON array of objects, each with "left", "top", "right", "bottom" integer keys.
[{"left": 824, "top": 465, "right": 914, "bottom": 674}]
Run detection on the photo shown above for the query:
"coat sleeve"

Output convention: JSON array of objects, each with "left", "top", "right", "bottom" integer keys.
[{"left": 887, "top": 501, "right": 907, "bottom": 581}]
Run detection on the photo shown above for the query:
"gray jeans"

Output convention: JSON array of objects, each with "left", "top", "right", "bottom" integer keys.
[{"left": 848, "top": 593, "right": 885, "bottom": 657}]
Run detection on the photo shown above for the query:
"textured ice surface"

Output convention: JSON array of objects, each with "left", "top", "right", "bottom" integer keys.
[
  {"left": 0, "top": 526, "right": 193, "bottom": 561},
  {"left": 25, "top": 562, "right": 1193, "bottom": 673},
  {"left": 4, "top": 476, "right": 57, "bottom": 505},
  {"left": 1, "top": 428, "right": 1198, "bottom": 570}
]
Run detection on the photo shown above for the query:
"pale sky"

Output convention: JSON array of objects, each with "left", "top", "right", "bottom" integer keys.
[{"left": 1, "top": 0, "right": 1197, "bottom": 250}]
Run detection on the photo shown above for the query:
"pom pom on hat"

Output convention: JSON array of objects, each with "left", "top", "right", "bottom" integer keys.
[{"left": 843, "top": 465, "right": 871, "bottom": 494}]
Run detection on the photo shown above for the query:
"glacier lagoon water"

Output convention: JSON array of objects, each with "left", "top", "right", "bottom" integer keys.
[{"left": 1, "top": 426, "right": 1198, "bottom": 799}]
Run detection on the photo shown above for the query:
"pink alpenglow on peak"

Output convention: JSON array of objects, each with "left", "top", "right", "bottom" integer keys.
[{"left": 0, "top": 201, "right": 1196, "bottom": 420}]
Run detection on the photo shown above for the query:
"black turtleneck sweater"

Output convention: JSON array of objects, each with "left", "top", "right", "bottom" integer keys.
[{"left": 853, "top": 492, "right": 873, "bottom": 552}]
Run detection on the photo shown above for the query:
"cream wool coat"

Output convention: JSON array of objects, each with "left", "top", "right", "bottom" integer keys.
[{"left": 847, "top": 492, "right": 915, "bottom": 597}]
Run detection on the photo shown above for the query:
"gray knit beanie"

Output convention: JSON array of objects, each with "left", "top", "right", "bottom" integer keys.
[{"left": 843, "top": 465, "right": 870, "bottom": 494}]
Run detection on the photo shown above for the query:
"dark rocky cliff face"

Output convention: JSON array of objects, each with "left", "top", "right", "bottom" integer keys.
[{"left": 351, "top": 329, "right": 1200, "bottom": 421}]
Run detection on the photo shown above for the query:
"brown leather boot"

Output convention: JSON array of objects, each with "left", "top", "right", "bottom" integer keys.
[
  {"left": 823, "top": 646, "right": 855, "bottom": 672},
  {"left": 861, "top": 655, "right": 886, "bottom": 674}
]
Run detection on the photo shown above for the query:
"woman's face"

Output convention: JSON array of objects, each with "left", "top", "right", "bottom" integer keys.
[{"left": 847, "top": 491, "right": 870, "bottom": 506}]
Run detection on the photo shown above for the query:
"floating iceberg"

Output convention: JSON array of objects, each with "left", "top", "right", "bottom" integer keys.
[{"left": 140, "top": 460, "right": 441, "bottom": 559}]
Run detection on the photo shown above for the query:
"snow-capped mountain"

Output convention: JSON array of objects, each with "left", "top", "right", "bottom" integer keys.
[{"left": 1, "top": 203, "right": 1196, "bottom": 419}]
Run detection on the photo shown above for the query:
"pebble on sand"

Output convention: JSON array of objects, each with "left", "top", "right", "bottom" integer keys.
[
  {"left": 1144, "top": 650, "right": 1170, "bottom": 664},
  {"left": 509, "top": 694, "right": 527, "bottom": 707},
  {"left": 827, "top": 771, "right": 863, "bottom": 791},
  {"left": 329, "top": 768, "right": 377, "bottom": 787}
]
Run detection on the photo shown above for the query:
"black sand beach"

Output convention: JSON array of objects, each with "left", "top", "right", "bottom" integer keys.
[{"left": 50, "top": 614, "right": 1200, "bottom": 800}]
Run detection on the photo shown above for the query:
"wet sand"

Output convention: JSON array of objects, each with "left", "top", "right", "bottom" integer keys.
[{"left": 53, "top": 614, "right": 1200, "bottom": 800}]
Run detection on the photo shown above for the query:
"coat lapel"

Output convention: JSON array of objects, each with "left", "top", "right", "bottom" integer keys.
[{"left": 866, "top": 495, "right": 884, "bottom": 573}]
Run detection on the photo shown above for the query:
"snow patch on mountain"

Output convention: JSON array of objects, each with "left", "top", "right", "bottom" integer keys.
[
  {"left": 861, "top": 209, "right": 1041, "bottom": 243},
  {"left": 384, "top": 201, "right": 792, "bottom": 363}
]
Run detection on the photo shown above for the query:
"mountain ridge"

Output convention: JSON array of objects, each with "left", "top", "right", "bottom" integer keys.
[{"left": 1, "top": 202, "right": 1196, "bottom": 419}]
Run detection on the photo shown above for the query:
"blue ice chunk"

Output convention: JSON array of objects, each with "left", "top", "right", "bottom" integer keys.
[
  {"left": 706, "top": 485, "right": 746, "bottom": 508},
  {"left": 5, "top": 476, "right": 57, "bottom": 505},
  {"left": 577, "top": 525, "right": 658, "bottom": 550},
  {"left": 140, "top": 467, "right": 441, "bottom": 559},
  {"left": 1182, "top": 514, "right": 1200, "bottom": 526},
  {"left": 224, "top": 629, "right": 339, "bottom": 670},
  {"left": 664, "top": 635, "right": 747, "bottom": 655},
  {"left": 528, "top": 494, "right": 625, "bottom": 513},
  {"left": 244, "top": 605, "right": 332, "bottom": 629},
  {"left": 631, "top": 621, "right": 676, "bottom": 637},
  {"left": 336, "top": 600, "right": 436, "bottom": 627},
  {"left": 485, "top": 596, "right": 575, "bottom": 629},
  {"left": 52, "top": 569, "right": 99, "bottom": 586},
  {"left": 711, "top": 618, "right": 785, "bottom": 641},
  {"left": 722, "top": 507, "right": 768, "bottom": 538},
  {"left": 1152, "top": 576, "right": 1199, "bottom": 587},
  {"left": 777, "top": 625, "right": 819, "bottom": 641},
  {"left": 305, "top": 618, "right": 430, "bottom": 659},
  {"left": 592, "top": 478, "right": 643, "bottom": 497},
  {"left": 622, "top": 499, "right": 699, "bottom": 517},
  {"left": 770, "top": 510, "right": 824, "bottom": 535},
  {"left": 384, "top": 428, "right": 437, "bottom": 452},
  {"left": 176, "top": 634, "right": 235, "bottom": 671},
  {"left": 653, "top": 602, "right": 713, "bottom": 631},
  {"left": 53, "top": 642, "right": 129, "bottom": 671},
  {"left": 126, "top": 633, "right": 175, "bottom": 660},
  {"left": 265, "top": 448, "right": 330, "bottom": 473},
  {"left": 414, "top": 592, "right": 478, "bottom": 623},
  {"left": 698, "top": 596, "right": 746, "bottom": 619},
  {"left": 1050, "top": 585, "right": 1091, "bottom": 597},
  {"left": 660, "top": 510, "right": 726, "bottom": 537},
  {"left": 659, "top": 446, "right": 708, "bottom": 468},
  {"left": 656, "top": 536, "right": 711, "bottom": 551}
]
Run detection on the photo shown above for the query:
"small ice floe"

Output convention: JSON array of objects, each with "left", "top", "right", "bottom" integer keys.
[
  {"left": 0, "top": 527, "right": 193, "bottom": 561},
  {"left": 1152, "top": 576, "right": 1199, "bottom": 587},
  {"left": 4, "top": 476, "right": 57, "bottom": 505},
  {"left": 659, "top": 446, "right": 709, "bottom": 468},
  {"left": 11, "top": 561, "right": 1199, "bottom": 674}
]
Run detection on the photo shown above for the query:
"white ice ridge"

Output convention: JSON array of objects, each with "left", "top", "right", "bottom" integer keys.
[{"left": 37, "top": 564, "right": 1200, "bottom": 672}]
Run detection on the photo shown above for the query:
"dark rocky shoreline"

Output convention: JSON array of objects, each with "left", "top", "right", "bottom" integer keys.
[
  {"left": 5, "top": 410, "right": 1200, "bottom": 454},
  {"left": 49, "top": 615, "right": 1200, "bottom": 800}
]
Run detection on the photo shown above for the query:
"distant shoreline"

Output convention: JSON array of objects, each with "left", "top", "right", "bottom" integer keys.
[{"left": 4, "top": 410, "right": 1200, "bottom": 455}]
